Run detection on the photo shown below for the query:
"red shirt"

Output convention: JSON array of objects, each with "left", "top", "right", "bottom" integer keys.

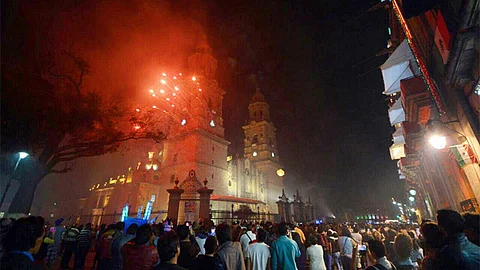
[{"left": 121, "top": 242, "right": 159, "bottom": 270}]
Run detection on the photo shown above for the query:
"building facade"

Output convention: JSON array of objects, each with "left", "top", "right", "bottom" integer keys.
[
  {"left": 377, "top": 0, "right": 480, "bottom": 220},
  {"left": 79, "top": 38, "right": 286, "bottom": 224}
]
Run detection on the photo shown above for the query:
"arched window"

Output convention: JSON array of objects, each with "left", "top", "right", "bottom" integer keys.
[{"left": 252, "top": 135, "right": 259, "bottom": 145}]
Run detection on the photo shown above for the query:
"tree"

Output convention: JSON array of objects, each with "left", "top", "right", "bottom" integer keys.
[{"left": 1, "top": 47, "right": 168, "bottom": 213}]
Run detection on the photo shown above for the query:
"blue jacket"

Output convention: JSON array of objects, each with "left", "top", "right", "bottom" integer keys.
[
  {"left": 439, "top": 233, "right": 480, "bottom": 270},
  {"left": 271, "top": 235, "right": 301, "bottom": 270}
]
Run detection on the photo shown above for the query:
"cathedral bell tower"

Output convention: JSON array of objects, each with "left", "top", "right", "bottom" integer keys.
[{"left": 243, "top": 88, "right": 284, "bottom": 213}]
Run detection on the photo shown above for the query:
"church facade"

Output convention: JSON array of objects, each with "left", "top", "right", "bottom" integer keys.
[{"left": 80, "top": 39, "right": 285, "bottom": 225}]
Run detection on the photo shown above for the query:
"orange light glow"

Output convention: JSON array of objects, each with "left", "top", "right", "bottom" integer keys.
[
  {"left": 173, "top": 76, "right": 177, "bottom": 79},
  {"left": 160, "top": 79, "right": 166, "bottom": 84},
  {"left": 171, "top": 104, "right": 175, "bottom": 107},
  {"left": 162, "top": 73, "right": 167, "bottom": 77},
  {"left": 160, "top": 89, "right": 165, "bottom": 94},
  {"left": 174, "top": 86, "right": 179, "bottom": 91},
  {"left": 152, "top": 93, "right": 156, "bottom": 97},
  {"left": 192, "top": 76, "right": 196, "bottom": 81},
  {"left": 134, "top": 125, "right": 141, "bottom": 130},
  {"left": 172, "top": 93, "right": 176, "bottom": 96},
  {"left": 166, "top": 98, "right": 170, "bottom": 101},
  {"left": 152, "top": 105, "right": 157, "bottom": 109},
  {"left": 149, "top": 89, "right": 154, "bottom": 93},
  {"left": 135, "top": 108, "right": 140, "bottom": 112},
  {"left": 198, "top": 88, "right": 202, "bottom": 92}
]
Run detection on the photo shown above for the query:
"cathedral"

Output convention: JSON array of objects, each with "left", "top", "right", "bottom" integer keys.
[{"left": 80, "top": 38, "right": 285, "bottom": 224}]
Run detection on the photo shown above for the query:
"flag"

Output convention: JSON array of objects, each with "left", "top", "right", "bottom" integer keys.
[
  {"left": 450, "top": 143, "right": 478, "bottom": 168},
  {"left": 434, "top": 10, "right": 451, "bottom": 64}
]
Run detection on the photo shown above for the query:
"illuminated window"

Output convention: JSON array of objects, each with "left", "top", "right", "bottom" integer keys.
[
  {"left": 104, "top": 195, "right": 111, "bottom": 207},
  {"left": 388, "top": 27, "right": 392, "bottom": 36},
  {"left": 272, "top": 152, "right": 275, "bottom": 158}
]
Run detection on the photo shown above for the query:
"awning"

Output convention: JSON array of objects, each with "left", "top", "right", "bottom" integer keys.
[
  {"left": 210, "top": 194, "right": 266, "bottom": 205},
  {"left": 392, "top": 126, "right": 405, "bottom": 145},
  {"left": 389, "top": 143, "right": 406, "bottom": 160},
  {"left": 388, "top": 98, "right": 405, "bottom": 125},
  {"left": 380, "top": 39, "right": 420, "bottom": 95}
]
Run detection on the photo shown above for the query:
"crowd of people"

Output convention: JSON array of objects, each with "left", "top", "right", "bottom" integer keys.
[{"left": 0, "top": 209, "right": 479, "bottom": 270}]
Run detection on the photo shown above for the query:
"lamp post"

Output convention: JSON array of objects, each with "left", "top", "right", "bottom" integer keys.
[{"left": 0, "top": 152, "right": 29, "bottom": 209}]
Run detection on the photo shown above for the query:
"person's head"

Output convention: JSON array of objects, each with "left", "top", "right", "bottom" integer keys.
[
  {"left": 257, "top": 228, "right": 267, "bottom": 243},
  {"left": 198, "top": 226, "right": 207, "bottom": 236},
  {"left": 135, "top": 224, "right": 152, "bottom": 245},
  {"left": 437, "top": 209, "right": 465, "bottom": 238},
  {"left": 106, "top": 224, "right": 116, "bottom": 231},
  {"left": 85, "top": 223, "right": 92, "bottom": 230},
  {"left": 232, "top": 225, "right": 242, "bottom": 242},
  {"left": 157, "top": 231, "right": 180, "bottom": 262},
  {"left": 177, "top": 225, "right": 190, "bottom": 241},
  {"left": 216, "top": 224, "right": 232, "bottom": 245},
  {"left": 352, "top": 226, "right": 359, "bottom": 233},
  {"left": 100, "top": 223, "right": 106, "bottom": 230},
  {"left": 115, "top": 222, "right": 125, "bottom": 231},
  {"left": 78, "top": 224, "right": 84, "bottom": 231},
  {"left": 204, "top": 236, "right": 218, "bottom": 255},
  {"left": 3, "top": 216, "right": 45, "bottom": 254},
  {"left": 421, "top": 222, "right": 444, "bottom": 249},
  {"left": 278, "top": 222, "right": 288, "bottom": 236},
  {"left": 340, "top": 226, "right": 351, "bottom": 238},
  {"left": 367, "top": 239, "right": 386, "bottom": 260},
  {"left": 126, "top": 224, "right": 138, "bottom": 235},
  {"left": 462, "top": 212, "right": 479, "bottom": 246},
  {"left": 394, "top": 233, "right": 413, "bottom": 260},
  {"left": 308, "top": 234, "right": 318, "bottom": 245},
  {"left": 55, "top": 218, "right": 64, "bottom": 226}
]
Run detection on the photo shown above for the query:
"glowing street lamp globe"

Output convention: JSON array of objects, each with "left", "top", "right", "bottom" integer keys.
[
  {"left": 429, "top": 135, "right": 447, "bottom": 149},
  {"left": 18, "top": 152, "right": 29, "bottom": 159},
  {"left": 409, "top": 189, "right": 417, "bottom": 196},
  {"left": 276, "top": 168, "right": 285, "bottom": 177},
  {"left": 408, "top": 196, "right": 415, "bottom": 202}
]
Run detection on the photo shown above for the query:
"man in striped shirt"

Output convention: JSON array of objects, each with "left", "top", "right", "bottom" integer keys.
[{"left": 74, "top": 223, "right": 92, "bottom": 269}]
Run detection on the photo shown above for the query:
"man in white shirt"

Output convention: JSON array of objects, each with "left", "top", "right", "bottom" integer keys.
[
  {"left": 245, "top": 228, "right": 270, "bottom": 270},
  {"left": 306, "top": 235, "right": 327, "bottom": 270},
  {"left": 240, "top": 224, "right": 256, "bottom": 254},
  {"left": 351, "top": 226, "right": 363, "bottom": 269},
  {"left": 365, "top": 239, "right": 395, "bottom": 270}
]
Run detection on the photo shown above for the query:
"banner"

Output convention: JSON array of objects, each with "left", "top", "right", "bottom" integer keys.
[
  {"left": 185, "top": 202, "right": 197, "bottom": 213},
  {"left": 434, "top": 10, "right": 451, "bottom": 64}
]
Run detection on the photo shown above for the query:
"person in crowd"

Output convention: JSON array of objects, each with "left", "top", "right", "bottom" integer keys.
[
  {"left": 351, "top": 226, "right": 363, "bottom": 270},
  {"left": 462, "top": 212, "right": 479, "bottom": 246},
  {"left": 293, "top": 223, "right": 306, "bottom": 244},
  {"left": 232, "top": 225, "right": 244, "bottom": 252},
  {"left": 393, "top": 233, "right": 414, "bottom": 270},
  {"left": 338, "top": 226, "right": 356, "bottom": 270},
  {"left": 214, "top": 223, "right": 246, "bottom": 270},
  {"left": 327, "top": 229, "right": 342, "bottom": 270},
  {"left": 271, "top": 222, "right": 300, "bottom": 270},
  {"left": 111, "top": 223, "right": 138, "bottom": 270},
  {"left": 245, "top": 228, "right": 270, "bottom": 270},
  {"left": 384, "top": 229, "right": 397, "bottom": 261},
  {"left": 240, "top": 224, "right": 256, "bottom": 255},
  {"left": 437, "top": 209, "right": 480, "bottom": 270},
  {"left": 121, "top": 224, "right": 158, "bottom": 270},
  {"left": 317, "top": 226, "right": 331, "bottom": 270},
  {"left": 177, "top": 224, "right": 200, "bottom": 269},
  {"left": 92, "top": 223, "right": 107, "bottom": 270},
  {"left": 97, "top": 224, "right": 117, "bottom": 270},
  {"left": 113, "top": 222, "right": 125, "bottom": 240},
  {"left": 154, "top": 231, "right": 186, "bottom": 270},
  {"left": 195, "top": 226, "right": 209, "bottom": 255},
  {"left": 152, "top": 223, "right": 164, "bottom": 247},
  {"left": 420, "top": 222, "right": 444, "bottom": 270},
  {"left": 74, "top": 223, "right": 92, "bottom": 269},
  {"left": 60, "top": 224, "right": 80, "bottom": 269},
  {"left": 307, "top": 234, "right": 327, "bottom": 270},
  {"left": 292, "top": 230, "right": 307, "bottom": 270},
  {"left": 406, "top": 231, "right": 423, "bottom": 269},
  {"left": 194, "top": 236, "right": 218, "bottom": 270},
  {"left": 365, "top": 239, "right": 395, "bottom": 270},
  {"left": 1, "top": 216, "right": 46, "bottom": 270}
]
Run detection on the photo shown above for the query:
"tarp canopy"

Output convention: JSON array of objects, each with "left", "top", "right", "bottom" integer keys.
[
  {"left": 388, "top": 98, "right": 405, "bottom": 125},
  {"left": 381, "top": 39, "right": 420, "bottom": 95},
  {"left": 389, "top": 142, "right": 406, "bottom": 160},
  {"left": 392, "top": 126, "right": 405, "bottom": 145}
]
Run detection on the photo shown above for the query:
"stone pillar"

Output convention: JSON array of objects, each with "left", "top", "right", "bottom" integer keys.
[
  {"left": 276, "top": 189, "right": 291, "bottom": 222},
  {"left": 292, "top": 189, "right": 304, "bottom": 223},
  {"left": 197, "top": 178, "right": 214, "bottom": 221},
  {"left": 167, "top": 178, "right": 184, "bottom": 225},
  {"left": 305, "top": 197, "right": 314, "bottom": 221}
]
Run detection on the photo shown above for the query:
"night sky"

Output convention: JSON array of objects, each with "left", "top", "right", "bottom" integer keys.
[{"left": 3, "top": 0, "right": 404, "bottom": 216}]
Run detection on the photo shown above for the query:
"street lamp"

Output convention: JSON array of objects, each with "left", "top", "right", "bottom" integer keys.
[
  {"left": 428, "top": 135, "right": 447, "bottom": 149},
  {"left": 276, "top": 168, "right": 285, "bottom": 177},
  {"left": 0, "top": 152, "right": 29, "bottom": 209}
]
